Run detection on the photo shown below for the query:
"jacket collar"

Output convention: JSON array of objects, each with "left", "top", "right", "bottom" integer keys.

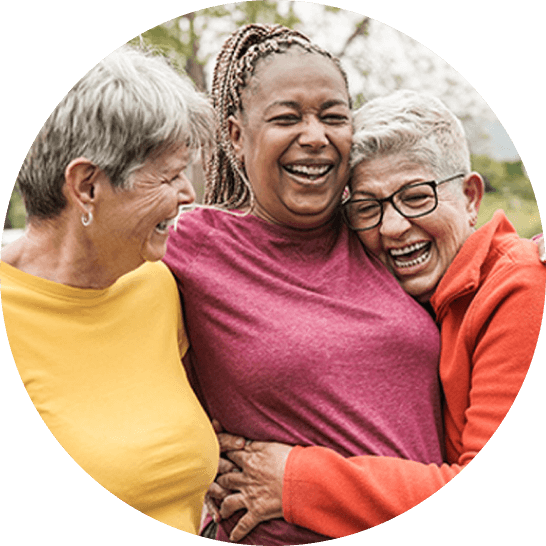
[{"left": 431, "top": 210, "right": 514, "bottom": 321}]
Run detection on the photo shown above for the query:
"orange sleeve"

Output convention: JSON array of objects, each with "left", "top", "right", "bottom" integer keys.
[
  {"left": 452, "top": 264, "right": 545, "bottom": 467},
  {"left": 283, "top": 446, "right": 460, "bottom": 537}
]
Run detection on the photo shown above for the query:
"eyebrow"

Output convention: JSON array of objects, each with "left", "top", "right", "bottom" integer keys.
[
  {"left": 264, "top": 98, "right": 349, "bottom": 115},
  {"left": 351, "top": 178, "right": 430, "bottom": 199},
  {"left": 350, "top": 189, "right": 377, "bottom": 199}
]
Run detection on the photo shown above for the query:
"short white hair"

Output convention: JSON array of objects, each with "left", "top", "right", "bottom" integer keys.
[
  {"left": 18, "top": 45, "right": 214, "bottom": 219},
  {"left": 351, "top": 90, "right": 471, "bottom": 182}
]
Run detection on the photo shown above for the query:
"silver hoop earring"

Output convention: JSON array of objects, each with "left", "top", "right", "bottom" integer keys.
[{"left": 81, "top": 211, "right": 93, "bottom": 227}]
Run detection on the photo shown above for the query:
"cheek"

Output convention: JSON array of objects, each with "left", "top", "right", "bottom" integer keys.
[
  {"left": 427, "top": 203, "right": 471, "bottom": 253},
  {"left": 433, "top": 223, "right": 467, "bottom": 264},
  {"left": 335, "top": 129, "right": 353, "bottom": 163},
  {"left": 330, "top": 129, "right": 353, "bottom": 174},
  {"left": 150, "top": 187, "right": 174, "bottom": 208}
]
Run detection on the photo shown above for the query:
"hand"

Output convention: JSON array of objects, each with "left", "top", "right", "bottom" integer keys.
[
  {"left": 531, "top": 233, "right": 546, "bottom": 263},
  {"left": 204, "top": 420, "right": 246, "bottom": 524},
  {"left": 538, "top": 236, "right": 546, "bottom": 263},
  {"left": 217, "top": 441, "right": 293, "bottom": 542}
]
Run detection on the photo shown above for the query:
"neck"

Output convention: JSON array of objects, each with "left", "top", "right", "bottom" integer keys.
[
  {"left": 2, "top": 215, "right": 125, "bottom": 289},
  {"left": 246, "top": 202, "right": 340, "bottom": 233}
]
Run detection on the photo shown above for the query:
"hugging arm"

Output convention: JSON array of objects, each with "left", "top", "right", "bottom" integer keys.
[
  {"left": 217, "top": 258, "right": 545, "bottom": 540},
  {"left": 282, "top": 260, "right": 545, "bottom": 537},
  {"left": 215, "top": 436, "right": 458, "bottom": 541}
]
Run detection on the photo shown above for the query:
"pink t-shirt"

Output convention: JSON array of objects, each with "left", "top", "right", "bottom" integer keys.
[{"left": 163, "top": 209, "right": 443, "bottom": 545}]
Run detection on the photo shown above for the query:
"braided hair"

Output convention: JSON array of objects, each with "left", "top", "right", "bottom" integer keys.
[{"left": 204, "top": 24, "right": 351, "bottom": 210}]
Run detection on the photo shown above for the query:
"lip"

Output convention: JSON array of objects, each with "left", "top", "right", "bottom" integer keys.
[
  {"left": 285, "top": 158, "right": 335, "bottom": 165},
  {"left": 388, "top": 240, "right": 430, "bottom": 255}
]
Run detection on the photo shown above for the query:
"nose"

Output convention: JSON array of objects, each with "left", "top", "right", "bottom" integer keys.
[
  {"left": 298, "top": 117, "right": 329, "bottom": 149},
  {"left": 379, "top": 202, "right": 412, "bottom": 239},
  {"left": 176, "top": 172, "right": 196, "bottom": 206}
]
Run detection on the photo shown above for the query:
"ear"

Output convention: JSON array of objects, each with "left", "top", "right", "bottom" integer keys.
[
  {"left": 63, "top": 157, "right": 101, "bottom": 215},
  {"left": 462, "top": 172, "right": 484, "bottom": 225},
  {"left": 227, "top": 115, "right": 245, "bottom": 163}
]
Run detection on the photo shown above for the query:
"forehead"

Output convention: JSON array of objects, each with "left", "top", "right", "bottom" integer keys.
[
  {"left": 351, "top": 155, "right": 435, "bottom": 197},
  {"left": 242, "top": 50, "right": 349, "bottom": 111}
]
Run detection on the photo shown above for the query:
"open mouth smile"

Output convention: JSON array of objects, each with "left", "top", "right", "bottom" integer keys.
[
  {"left": 389, "top": 241, "right": 432, "bottom": 269},
  {"left": 155, "top": 216, "right": 177, "bottom": 234},
  {"left": 283, "top": 163, "right": 333, "bottom": 182}
]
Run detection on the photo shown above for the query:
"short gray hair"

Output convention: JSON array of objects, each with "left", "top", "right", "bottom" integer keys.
[
  {"left": 351, "top": 90, "right": 471, "bottom": 182},
  {"left": 17, "top": 45, "right": 214, "bottom": 219}
]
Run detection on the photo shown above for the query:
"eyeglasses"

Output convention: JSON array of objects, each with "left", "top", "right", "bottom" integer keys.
[{"left": 343, "top": 173, "right": 465, "bottom": 231}]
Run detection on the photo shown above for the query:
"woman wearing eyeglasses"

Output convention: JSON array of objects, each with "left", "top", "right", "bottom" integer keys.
[
  {"left": 210, "top": 90, "right": 546, "bottom": 540},
  {"left": 344, "top": 171, "right": 471, "bottom": 304}
]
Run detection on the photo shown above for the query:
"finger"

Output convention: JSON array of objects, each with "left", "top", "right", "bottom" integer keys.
[
  {"left": 207, "top": 481, "right": 232, "bottom": 502},
  {"left": 229, "top": 511, "right": 261, "bottom": 542},
  {"left": 219, "top": 492, "right": 246, "bottom": 520},
  {"left": 225, "top": 448, "right": 251, "bottom": 467},
  {"left": 204, "top": 494, "right": 221, "bottom": 523},
  {"left": 217, "top": 470, "right": 246, "bottom": 491},
  {"left": 531, "top": 234, "right": 545, "bottom": 262},
  {"left": 217, "top": 432, "right": 246, "bottom": 452},
  {"left": 211, "top": 419, "right": 224, "bottom": 433},
  {"left": 218, "top": 456, "right": 238, "bottom": 475}
]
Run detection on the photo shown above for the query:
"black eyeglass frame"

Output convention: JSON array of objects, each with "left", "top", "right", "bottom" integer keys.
[{"left": 343, "top": 173, "right": 466, "bottom": 232}]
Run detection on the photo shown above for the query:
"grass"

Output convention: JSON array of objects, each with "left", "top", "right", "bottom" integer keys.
[{"left": 477, "top": 192, "right": 542, "bottom": 239}]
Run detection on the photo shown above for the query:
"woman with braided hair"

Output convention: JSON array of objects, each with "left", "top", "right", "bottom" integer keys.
[
  {"left": 163, "top": 24, "right": 444, "bottom": 544},
  {"left": 204, "top": 23, "right": 351, "bottom": 214}
]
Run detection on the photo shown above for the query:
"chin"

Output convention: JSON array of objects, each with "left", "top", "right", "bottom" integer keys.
[
  {"left": 400, "top": 279, "right": 436, "bottom": 303},
  {"left": 146, "top": 253, "right": 166, "bottom": 263},
  {"left": 143, "top": 244, "right": 168, "bottom": 263}
]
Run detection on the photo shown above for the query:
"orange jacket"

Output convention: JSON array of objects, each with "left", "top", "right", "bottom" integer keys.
[{"left": 283, "top": 210, "right": 546, "bottom": 536}]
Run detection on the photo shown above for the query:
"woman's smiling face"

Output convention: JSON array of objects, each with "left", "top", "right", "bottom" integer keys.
[
  {"left": 351, "top": 154, "right": 482, "bottom": 302},
  {"left": 95, "top": 143, "right": 195, "bottom": 274},
  {"left": 229, "top": 50, "right": 353, "bottom": 229}
]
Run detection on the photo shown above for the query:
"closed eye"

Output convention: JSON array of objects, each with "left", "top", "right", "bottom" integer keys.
[
  {"left": 270, "top": 114, "right": 300, "bottom": 125},
  {"left": 164, "top": 169, "right": 188, "bottom": 184},
  {"left": 321, "top": 113, "right": 349, "bottom": 125}
]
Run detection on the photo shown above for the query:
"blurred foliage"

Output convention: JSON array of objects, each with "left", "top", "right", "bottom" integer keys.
[
  {"left": 471, "top": 156, "right": 541, "bottom": 238},
  {"left": 472, "top": 155, "right": 535, "bottom": 200},
  {"left": 4, "top": 188, "right": 25, "bottom": 230},
  {"left": 128, "top": 1, "right": 302, "bottom": 91}
]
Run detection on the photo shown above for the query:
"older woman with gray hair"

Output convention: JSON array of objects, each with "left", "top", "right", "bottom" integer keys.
[
  {"left": 0, "top": 46, "right": 219, "bottom": 534},
  {"left": 211, "top": 89, "right": 546, "bottom": 539}
]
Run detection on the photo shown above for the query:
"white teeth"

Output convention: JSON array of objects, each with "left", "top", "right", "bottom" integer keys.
[
  {"left": 393, "top": 248, "right": 431, "bottom": 268},
  {"left": 156, "top": 217, "right": 175, "bottom": 232},
  {"left": 285, "top": 164, "right": 331, "bottom": 177},
  {"left": 389, "top": 241, "right": 431, "bottom": 269},
  {"left": 390, "top": 241, "right": 429, "bottom": 257},
  {"left": 389, "top": 241, "right": 432, "bottom": 268}
]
